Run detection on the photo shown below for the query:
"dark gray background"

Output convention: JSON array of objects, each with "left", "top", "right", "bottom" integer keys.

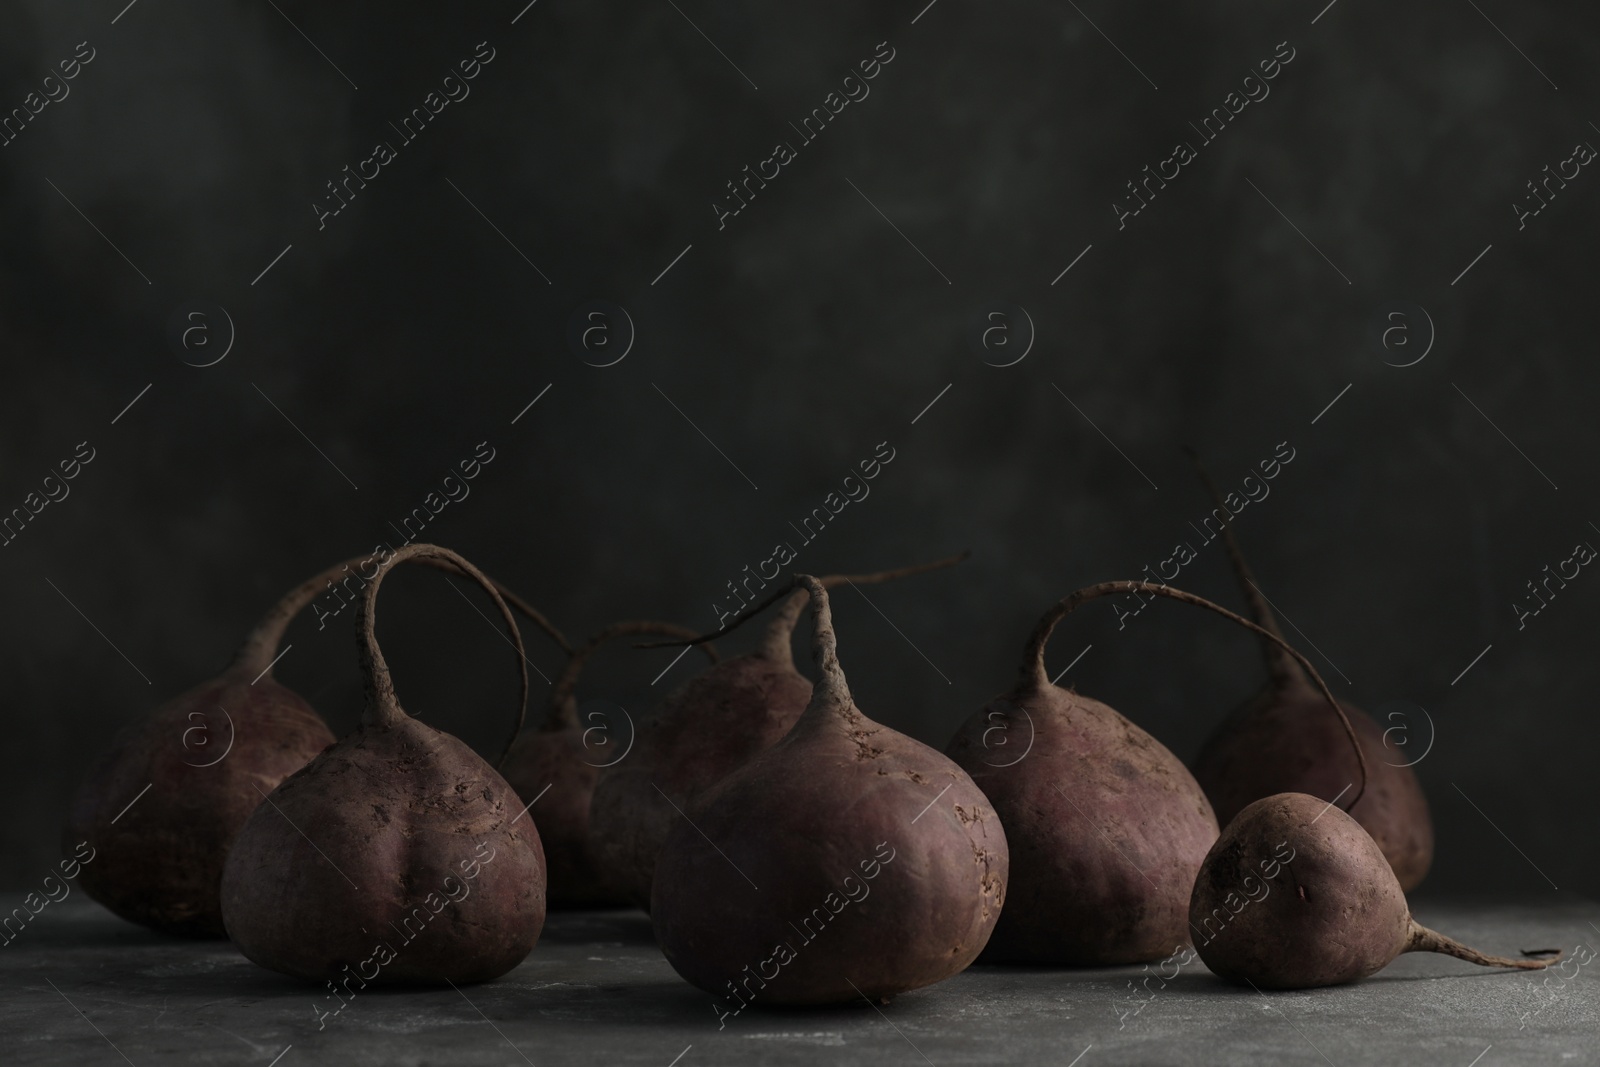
[{"left": 1, "top": 0, "right": 1594, "bottom": 904}]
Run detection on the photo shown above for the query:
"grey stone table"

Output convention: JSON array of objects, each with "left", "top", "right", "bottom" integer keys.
[{"left": 3, "top": 897, "right": 1595, "bottom": 1066}]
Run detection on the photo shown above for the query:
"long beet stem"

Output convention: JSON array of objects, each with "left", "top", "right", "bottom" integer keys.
[
  {"left": 234, "top": 553, "right": 571, "bottom": 677},
  {"left": 1405, "top": 922, "right": 1562, "bottom": 970},
  {"left": 796, "top": 575, "right": 849, "bottom": 705},
  {"left": 357, "top": 544, "right": 530, "bottom": 765},
  {"left": 543, "top": 621, "right": 719, "bottom": 731},
  {"left": 637, "top": 550, "right": 971, "bottom": 650},
  {"left": 1185, "top": 448, "right": 1301, "bottom": 689},
  {"left": 1021, "top": 579, "right": 1369, "bottom": 812}
]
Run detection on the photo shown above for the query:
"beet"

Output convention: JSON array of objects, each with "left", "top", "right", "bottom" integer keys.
[
  {"left": 946, "top": 580, "right": 1360, "bottom": 965},
  {"left": 220, "top": 544, "right": 545, "bottom": 984},
  {"left": 1192, "top": 792, "right": 1559, "bottom": 988},
  {"left": 651, "top": 575, "right": 1006, "bottom": 1006},
  {"left": 1188, "top": 461, "right": 1434, "bottom": 890},
  {"left": 587, "top": 552, "right": 966, "bottom": 909},
  {"left": 499, "top": 621, "right": 717, "bottom": 909}
]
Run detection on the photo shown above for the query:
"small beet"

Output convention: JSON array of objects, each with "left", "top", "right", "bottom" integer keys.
[
  {"left": 499, "top": 621, "right": 717, "bottom": 909},
  {"left": 1187, "top": 457, "right": 1434, "bottom": 890},
  {"left": 946, "top": 581, "right": 1354, "bottom": 965},
  {"left": 651, "top": 575, "right": 1007, "bottom": 1006},
  {"left": 220, "top": 544, "right": 545, "bottom": 984},
  {"left": 587, "top": 552, "right": 966, "bottom": 909},
  {"left": 1191, "top": 792, "right": 1559, "bottom": 989}
]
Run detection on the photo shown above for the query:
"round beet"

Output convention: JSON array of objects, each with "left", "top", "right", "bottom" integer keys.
[
  {"left": 499, "top": 621, "right": 716, "bottom": 908},
  {"left": 651, "top": 576, "right": 1006, "bottom": 1006},
  {"left": 587, "top": 553, "right": 966, "bottom": 909},
  {"left": 221, "top": 544, "right": 545, "bottom": 984},
  {"left": 1187, "top": 458, "right": 1433, "bottom": 889},
  {"left": 1192, "top": 792, "right": 1558, "bottom": 989}
]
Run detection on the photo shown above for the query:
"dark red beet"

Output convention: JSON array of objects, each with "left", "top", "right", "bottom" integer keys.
[
  {"left": 220, "top": 544, "right": 545, "bottom": 984},
  {"left": 587, "top": 553, "right": 966, "bottom": 909},
  {"left": 1188, "top": 460, "right": 1434, "bottom": 890},
  {"left": 946, "top": 581, "right": 1357, "bottom": 965},
  {"left": 499, "top": 621, "right": 717, "bottom": 909},
  {"left": 652, "top": 576, "right": 1006, "bottom": 1006},
  {"left": 1192, "top": 792, "right": 1558, "bottom": 989}
]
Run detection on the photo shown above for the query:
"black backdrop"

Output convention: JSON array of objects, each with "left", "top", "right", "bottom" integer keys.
[{"left": 2, "top": 0, "right": 1595, "bottom": 900}]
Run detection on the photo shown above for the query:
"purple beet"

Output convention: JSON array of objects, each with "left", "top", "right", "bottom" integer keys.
[
  {"left": 220, "top": 544, "right": 545, "bottom": 983},
  {"left": 652, "top": 576, "right": 1006, "bottom": 1006},
  {"left": 499, "top": 621, "right": 717, "bottom": 908},
  {"left": 586, "top": 552, "right": 966, "bottom": 909},
  {"left": 1192, "top": 792, "right": 1558, "bottom": 988},
  {"left": 1187, "top": 458, "right": 1434, "bottom": 890}
]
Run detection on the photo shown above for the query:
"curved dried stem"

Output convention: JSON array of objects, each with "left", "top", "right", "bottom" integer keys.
[
  {"left": 1185, "top": 448, "right": 1301, "bottom": 690},
  {"left": 1021, "top": 579, "right": 1368, "bottom": 812},
  {"left": 637, "top": 550, "right": 970, "bottom": 651},
  {"left": 356, "top": 544, "right": 529, "bottom": 765},
  {"left": 795, "top": 575, "right": 850, "bottom": 706},
  {"left": 544, "top": 621, "right": 719, "bottom": 731}
]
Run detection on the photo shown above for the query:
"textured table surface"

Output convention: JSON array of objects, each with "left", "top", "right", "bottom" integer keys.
[{"left": 2, "top": 897, "right": 1595, "bottom": 1066}]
